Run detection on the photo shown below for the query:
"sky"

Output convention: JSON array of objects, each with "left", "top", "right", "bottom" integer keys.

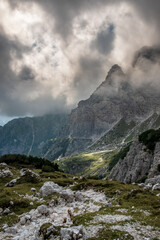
[{"left": 0, "top": 0, "right": 160, "bottom": 125}]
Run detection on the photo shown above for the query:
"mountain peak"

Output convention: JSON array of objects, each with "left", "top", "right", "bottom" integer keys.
[
  {"left": 99, "top": 64, "right": 124, "bottom": 88},
  {"left": 105, "top": 64, "right": 124, "bottom": 82},
  {"left": 90, "top": 64, "right": 125, "bottom": 98},
  {"left": 109, "top": 64, "right": 122, "bottom": 73}
]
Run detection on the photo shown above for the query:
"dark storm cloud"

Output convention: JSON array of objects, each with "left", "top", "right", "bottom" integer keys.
[
  {"left": 2, "top": 0, "right": 160, "bottom": 119},
  {"left": 0, "top": 28, "right": 30, "bottom": 87},
  {"left": 19, "top": 66, "right": 35, "bottom": 81},
  {"left": 0, "top": 28, "right": 68, "bottom": 116},
  {"left": 132, "top": 46, "right": 160, "bottom": 67},
  {"left": 91, "top": 24, "right": 115, "bottom": 55},
  {"left": 0, "top": 29, "right": 32, "bottom": 114},
  {"left": 73, "top": 56, "right": 106, "bottom": 100},
  {"left": 0, "top": 28, "right": 28, "bottom": 72}
]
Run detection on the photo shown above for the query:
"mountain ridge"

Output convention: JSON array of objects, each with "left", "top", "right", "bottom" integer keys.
[{"left": 1, "top": 46, "right": 160, "bottom": 160}]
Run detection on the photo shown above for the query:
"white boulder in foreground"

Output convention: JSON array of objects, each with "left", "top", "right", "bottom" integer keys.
[{"left": 40, "top": 181, "right": 63, "bottom": 197}]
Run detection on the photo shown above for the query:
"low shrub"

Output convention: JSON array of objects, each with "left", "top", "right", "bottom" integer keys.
[
  {"left": 108, "top": 143, "right": 131, "bottom": 171},
  {"left": 139, "top": 129, "right": 160, "bottom": 152}
]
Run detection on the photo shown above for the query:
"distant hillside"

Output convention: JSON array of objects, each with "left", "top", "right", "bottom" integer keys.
[{"left": 0, "top": 114, "right": 67, "bottom": 157}]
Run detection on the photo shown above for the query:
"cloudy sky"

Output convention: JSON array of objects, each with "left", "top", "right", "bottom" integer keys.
[{"left": 0, "top": 0, "right": 160, "bottom": 125}]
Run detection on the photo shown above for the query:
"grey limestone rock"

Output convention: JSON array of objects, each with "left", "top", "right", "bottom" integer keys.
[
  {"left": 5, "top": 168, "right": 41, "bottom": 187},
  {"left": 0, "top": 168, "right": 13, "bottom": 178},
  {"left": 37, "top": 205, "right": 49, "bottom": 215},
  {"left": 40, "top": 181, "right": 63, "bottom": 198},
  {"left": 60, "top": 225, "right": 89, "bottom": 240},
  {"left": 3, "top": 208, "right": 11, "bottom": 215},
  {"left": 148, "top": 142, "right": 160, "bottom": 178},
  {"left": 145, "top": 175, "right": 160, "bottom": 185},
  {"left": 152, "top": 183, "right": 160, "bottom": 191},
  {"left": 38, "top": 223, "right": 57, "bottom": 240},
  {"left": 61, "top": 189, "right": 75, "bottom": 203},
  {"left": 109, "top": 142, "right": 153, "bottom": 183},
  {"left": 5, "top": 227, "right": 17, "bottom": 234},
  {"left": 109, "top": 139, "right": 160, "bottom": 184},
  {"left": 5, "top": 178, "right": 17, "bottom": 187}
]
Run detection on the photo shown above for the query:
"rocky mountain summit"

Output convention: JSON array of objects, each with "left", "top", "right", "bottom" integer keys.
[{"left": 64, "top": 61, "right": 160, "bottom": 140}]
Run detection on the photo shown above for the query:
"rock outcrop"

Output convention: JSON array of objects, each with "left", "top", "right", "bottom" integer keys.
[
  {"left": 6, "top": 168, "right": 41, "bottom": 187},
  {"left": 60, "top": 225, "right": 89, "bottom": 240},
  {"left": 40, "top": 181, "right": 63, "bottom": 198},
  {"left": 0, "top": 181, "right": 111, "bottom": 240},
  {"left": 64, "top": 63, "right": 160, "bottom": 140},
  {"left": 109, "top": 141, "right": 160, "bottom": 184},
  {"left": 0, "top": 164, "right": 13, "bottom": 178}
]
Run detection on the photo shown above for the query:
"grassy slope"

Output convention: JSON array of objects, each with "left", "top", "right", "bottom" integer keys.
[
  {"left": 57, "top": 150, "right": 117, "bottom": 177},
  {"left": 0, "top": 157, "right": 160, "bottom": 239},
  {"left": 125, "top": 112, "right": 160, "bottom": 143},
  {"left": 90, "top": 118, "right": 135, "bottom": 150},
  {"left": 0, "top": 163, "right": 74, "bottom": 229},
  {"left": 71, "top": 179, "right": 160, "bottom": 231}
]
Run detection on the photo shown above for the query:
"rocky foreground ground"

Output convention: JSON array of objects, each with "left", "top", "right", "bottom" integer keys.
[{"left": 0, "top": 163, "right": 160, "bottom": 240}]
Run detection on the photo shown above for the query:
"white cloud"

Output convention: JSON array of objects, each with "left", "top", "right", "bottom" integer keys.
[{"left": 0, "top": 0, "right": 159, "bottom": 118}]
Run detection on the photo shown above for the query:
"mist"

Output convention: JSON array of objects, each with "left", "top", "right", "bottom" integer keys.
[{"left": 0, "top": 0, "right": 160, "bottom": 120}]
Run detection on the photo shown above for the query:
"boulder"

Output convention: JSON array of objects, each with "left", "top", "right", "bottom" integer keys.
[
  {"left": 5, "top": 169, "right": 41, "bottom": 187},
  {"left": 40, "top": 181, "right": 63, "bottom": 198},
  {"left": 152, "top": 183, "right": 160, "bottom": 191},
  {"left": 60, "top": 225, "right": 89, "bottom": 240},
  {"left": 10, "top": 201, "right": 14, "bottom": 206},
  {"left": 0, "top": 168, "right": 13, "bottom": 178},
  {"left": 39, "top": 223, "right": 57, "bottom": 239},
  {"left": 31, "top": 187, "right": 36, "bottom": 192},
  {"left": 5, "top": 227, "right": 17, "bottom": 234},
  {"left": 5, "top": 178, "right": 18, "bottom": 187},
  {"left": 37, "top": 205, "right": 49, "bottom": 215},
  {"left": 75, "top": 192, "right": 84, "bottom": 202},
  {"left": 20, "top": 216, "right": 26, "bottom": 225},
  {"left": 143, "top": 183, "right": 152, "bottom": 190},
  {"left": 18, "top": 169, "right": 41, "bottom": 183},
  {"left": 0, "top": 162, "right": 7, "bottom": 166},
  {"left": 61, "top": 189, "right": 75, "bottom": 203},
  {"left": 3, "top": 208, "right": 11, "bottom": 215},
  {"left": 145, "top": 175, "right": 160, "bottom": 186}
]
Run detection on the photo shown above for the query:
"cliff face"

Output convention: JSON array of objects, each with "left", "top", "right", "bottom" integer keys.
[
  {"left": 64, "top": 63, "right": 160, "bottom": 139},
  {"left": 148, "top": 142, "right": 160, "bottom": 178},
  {"left": 109, "top": 141, "right": 160, "bottom": 183}
]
